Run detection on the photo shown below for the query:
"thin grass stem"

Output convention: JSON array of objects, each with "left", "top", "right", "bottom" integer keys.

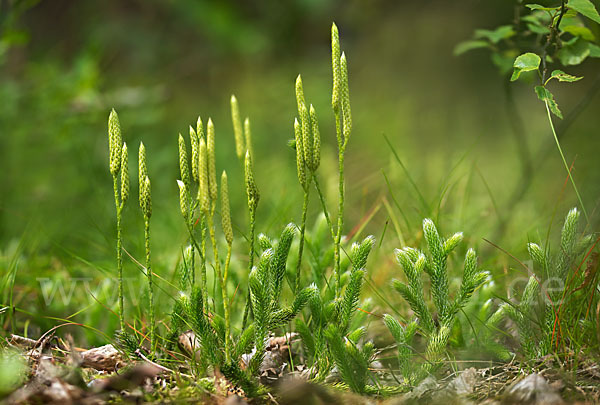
[{"left": 544, "top": 100, "right": 589, "bottom": 223}]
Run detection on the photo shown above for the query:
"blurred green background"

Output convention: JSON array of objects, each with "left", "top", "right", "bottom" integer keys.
[{"left": 1, "top": 0, "right": 599, "bottom": 345}]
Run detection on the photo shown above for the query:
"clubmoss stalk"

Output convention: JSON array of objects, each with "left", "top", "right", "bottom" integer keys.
[
  {"left": 295, "top": 190, "right": 310, "bottom": 293},
  {"left": 108, "top": 109, "right": 126, "bottom": 332},
  {"left": 196, "top": 136, "right": 210, "bottom": 308},
  {"left": 293, "top": 118, "right": 308, "bottom": 293},
  {"left": 293, "top": 112, "right": 309, "bottom": 292},
  {"left": 185, "top": 127, "right": 199, "bottom": 287},
  {"left": 242, "top": 150, "right": 259, "bottom": 328},
  {"left": 221, "top": 171, "right": 233, "bottom": 362},
  {"left": 139, "top": 143, "right": 155, "bottom": 356},
  {"left": 330, "top": 24, "right": 351, "bottom": 298}
]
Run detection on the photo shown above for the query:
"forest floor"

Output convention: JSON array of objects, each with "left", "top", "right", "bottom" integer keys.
[{"left": 3, "top": 332, "right": 600, "bottom": 405}]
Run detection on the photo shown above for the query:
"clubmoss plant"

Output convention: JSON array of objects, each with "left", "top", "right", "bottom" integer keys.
[
  {"left": 242, "top": 149, "right": 260, "bottom": 327},
  {"left": 505, "top": 207, "right": 595, "bottom": 358},
  {"left": 196, "top": 120, "right": 209, "bottom": 307},
  {"left": 456, "top": 280, "right": 513, "bottom": 362},
  {"left": 138, "top": 142, "right": 155, "bottom": 355},
  {"left": 220, "top": 170, "right": 233, "bottom": 361},
  {"left": 293, "top": 75, "right": 322, "bottom": 293},
  {"left": 384, "top": 219, "right": 488, "bottom": 384},
  {"left": 296, "top": 235, "right": 375, "bottom": 391},
  {"left": 107, "top": 109, "right": 128, "bottom": 332},
  {"left": 331, "top": 23, "right": 352, "bottom": 298}
]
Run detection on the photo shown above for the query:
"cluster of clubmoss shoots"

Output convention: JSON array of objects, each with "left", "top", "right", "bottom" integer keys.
[
  {"left": 138, "top": 142, "right": 154, "bottom": 356},
  {"left": 176, "top": 116, "right": 236, "bottom": 363},
  {"left": 331, "top": 22, "right": 352, "bottom": 298},
  {"left": 503, "top": 207, "right": 594, "bottom": 359},
  {"left": 107, "top": 109, "right": 129, "bottom": 332},
  {"left": 293, "top": 75, "right": 321, "bottom": 293},
  {"left": 384, "top": 219, "right": 488, "bottom": 384}
]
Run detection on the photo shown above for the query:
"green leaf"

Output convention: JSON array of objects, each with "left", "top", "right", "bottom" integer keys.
[
  {"left": 550, "top": 69, "right": 584, "bottom": 82},
  {"left": 510, "top": 52, "right": 541, "bottom": 81},
  {"left": 557, "top": 37, "right": 591, "bottom": 65},
  {"left": 589, "top": 43, "right": 600, "bottom": 57},
  {"left": 492, "top": 50, "right": 519, "bottom": 75},
  {"left": 568, "top": 0, "right": 600, "bottom": 24},
  {"left": 535, "top": 86, "right": 563, "bottom": 119},
  {"left": 526, "top": 3, "right": 560, "bottom": 10},
  {"left": 453, "top": 40, "right": 489, "bottom": 55},
  {"left": 527, "top": 22, "right": 551, "bottom": 34},
  {"left": 561, "top": 24, "right": 595, "bottom": 40},
  {"left": 474, "top": 25, "right": 515, "bottom": 44}
]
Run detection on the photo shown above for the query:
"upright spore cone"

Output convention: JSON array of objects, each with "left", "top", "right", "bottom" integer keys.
[
  {"left": 221, "top": 171, "right": 233, "bottom": 245},
  {"left": 207, "top": 118, "right": 217, "bottom": 201},
  {"left": 340, "top": 52, "right": 352, "bottom": 143},
  {"left": 198, "top": 137, "right": 210, "bottom": 213},
  {"left": 108, "top": 109, "right": 123, "bottom": 176},
  {"left": 142, "top": 176, "right": 152, "bottom": 218},
  {"left": 294, "top": 118, "right": 306, "bottom": 190},
  {"left": 138, "top": 142, "right": 148, "bottom": 209},
  {"left": 309, "top": 104, "right": 321, "bottom": 171},
  {"left": 231, "top": 95, "right": 245, "bottom": 160},
  {"left": 197, "top": 116, "right": 205, "bottom": 140},
  {"left": 178, "top": 133, "right": 190, "bottom": 190},
  {"left": 120, "top": 143, "right": 129, "bottom": 204},
  {"left": 244, "top": 117, "right": 253, "bottom": 159},
  {"left": 245, "top": 150, "right": 259, "bottom": 207},
  {"left": 331, "top": 23, "right": 341, "bottom": 112},
  {"left": 177, "top": 179, "right": 189, "bottom": 219},
  {"left": 189, "top": 126, "right": 199, "bottom": 183}
]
